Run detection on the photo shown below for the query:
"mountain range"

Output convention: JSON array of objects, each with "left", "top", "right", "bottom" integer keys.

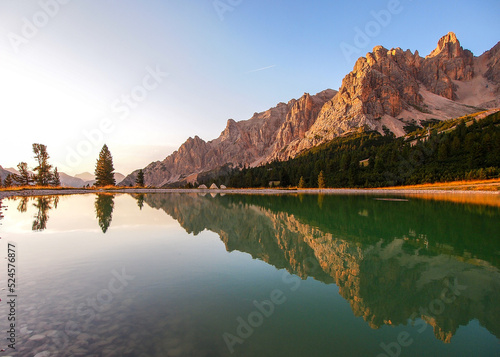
[
  {"left": 0, "top": 166, "right": 125, "bottom": 187},
  {"left": 121, "top": 32, "right": 500, "bottom": 187}
]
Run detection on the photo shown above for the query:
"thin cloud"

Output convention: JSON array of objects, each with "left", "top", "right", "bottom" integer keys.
[{"left": 246, "top": 65, "right": 276, "bottom": 73}]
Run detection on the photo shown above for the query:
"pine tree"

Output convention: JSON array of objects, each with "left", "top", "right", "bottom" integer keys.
[
  {"left": 51, "top": 168, "right": 61, "bottom": 187},
  {"left": 95, "top": 144, "right": 116, "bottom": 187},
  {"left": 318, "top": 170, "right": 326, "bottom": 188},
  {"left": 298, "top": 176, "right": 306, "bottom": 188},
  {"left": 135, "top": 169, "right": 145, "bottom": 187},
  {"left": 33, "top": 144, "right": 53, "bottom": 186},
  {"left": 15, "top": 162, "right": 33, "bottom": 186},
  {"left": 4, "top": 174, "right": 14, "bottom": 187}
]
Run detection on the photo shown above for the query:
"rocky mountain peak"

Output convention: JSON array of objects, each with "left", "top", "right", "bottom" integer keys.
[
  {"left": 426, "top": 32, "right": 462, "bottom": 58},
  {"left": 419, "top": 32, "right": 474, "bottom": 99},
  {"left": 121, "top": 33, "right": 499, "bottom": 187}
]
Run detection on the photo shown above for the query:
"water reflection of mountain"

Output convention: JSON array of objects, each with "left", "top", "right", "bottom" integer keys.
[{"left": 139, "top": 193, "right": 500, "bottom": 343}]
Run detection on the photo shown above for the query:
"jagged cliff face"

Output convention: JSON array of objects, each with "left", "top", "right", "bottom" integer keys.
[
  {"left": 279, "top": 33, "right": 498, "bottom": 158},
  {"left": 121, "top": 89, "right": 336, "bottom": 186},
  {"left": 122, "top": 32, "right": 500, "bottom": 186},
  {"left": 137, "top": 193, "right": 500, "bottom": 342},
  {"left": 420, "top": 32, "right": 474, "bottom": 100}
]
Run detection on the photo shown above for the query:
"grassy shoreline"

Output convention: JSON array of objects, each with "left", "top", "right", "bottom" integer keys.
[{"left": 0, "top": 179, "right": 499, "bottom": 201}]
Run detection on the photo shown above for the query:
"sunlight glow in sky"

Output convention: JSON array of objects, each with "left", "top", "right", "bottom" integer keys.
[{"left": 0, "top": 0, "right": 498, "bottom": 175}]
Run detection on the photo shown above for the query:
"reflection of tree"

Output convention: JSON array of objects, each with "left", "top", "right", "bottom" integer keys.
[
  {"left": 32, "top": 196, "right": 59, "bottom": 231},
  {"left": 135, "top": 194, "right": 145, "bottom": 210},
  {"left": 17, "top": 197, "right": 29, "bottom": 213},
  {"left": 95, "top": 194, "right": 115, "bottom": 233}
]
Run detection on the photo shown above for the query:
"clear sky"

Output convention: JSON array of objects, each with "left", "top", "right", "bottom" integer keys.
[{"left": 0, "top": 0, "right": 498, "bottom": 176}]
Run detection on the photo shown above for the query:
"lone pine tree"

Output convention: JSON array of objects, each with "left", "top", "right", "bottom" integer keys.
[{"left": 95, "top": 144, "right": 116, "bottom": 187}]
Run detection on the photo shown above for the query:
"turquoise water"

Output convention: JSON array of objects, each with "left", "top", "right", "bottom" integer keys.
[{"left": 0, "top": 193, "right": 499, "bottom": 356}]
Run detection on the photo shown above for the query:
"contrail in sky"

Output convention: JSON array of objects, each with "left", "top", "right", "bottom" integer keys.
[{"left": 246, "top": 65, "right": 276, "bottom": 73}]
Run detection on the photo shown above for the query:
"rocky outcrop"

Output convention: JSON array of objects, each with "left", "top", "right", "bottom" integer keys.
[
  {"left": 121, "top": 90, "right": 335, "bottom": 186},
  {"left": 420, "top": 32, "right": 475, "bottom": 100},
  {"left": 122, "top": 33, "right": 500, "bottom": 186},
  {"left": 277, "top": 33, "right": 499, "bottom": 158},
  {"left": 484, "top": 42, "right": 500, "bottom": 84},
  {"left": 267, "top": 89, "right": 336, "bottom": 162}
]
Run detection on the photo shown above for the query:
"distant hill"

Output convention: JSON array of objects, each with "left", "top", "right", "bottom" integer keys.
[
  {"left": 75, "top": 172, "right": 125, "bottom": 186},
  {"left": 75, "top": 172, "right": 94, "bottom": 181},
  {"left": 0, "top": 166, "right": 12, "bottom": 183},
  {"left": 59, "top": 173, "right": 86, "bottom": 187},
  {"left": 5, "top": 167, "right": 22, "bottom": 175},
  {"left": 114, "top": 172, "right": 125, "bottom": 184},
  {"left": 0, "top": 167, "right": 124, "bottom": 187}
]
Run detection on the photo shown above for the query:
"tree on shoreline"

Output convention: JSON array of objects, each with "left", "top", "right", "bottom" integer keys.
[
  {"left": 33, "top": 144, "right": 53, "bottom": 186},
  {"left": 135, "top": 169, "right": 145, "bottom": 187},
  {"left": 298, "top": 176, "right": 306, "bottom": 188},
  {"left": 3, "top": 174, "right": 14, "bottom": 188},
  {"left": 51, "top": 168, "right": 61, "bottom": 187},
  {"left": 14, "top": 162, "right": 33, "bottom": 186},
  {"left": 95, "top": 144, "right": 116, "bottom": 187},
  {"left": 318, "top": 170, "right": 326, "bottom": 189}
]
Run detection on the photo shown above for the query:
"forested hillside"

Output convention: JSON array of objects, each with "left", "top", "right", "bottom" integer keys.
[{"left": 200, "top": 111, "right": 500, "bottom": 188}]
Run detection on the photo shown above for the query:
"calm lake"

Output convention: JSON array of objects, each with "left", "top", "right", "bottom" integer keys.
[{"left": 0, "top": 192, "right": 499, "bottom": 356}]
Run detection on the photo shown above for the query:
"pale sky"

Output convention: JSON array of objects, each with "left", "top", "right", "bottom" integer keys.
[{"left": 0, "top": 0, "right": 498, "bottom": 175}]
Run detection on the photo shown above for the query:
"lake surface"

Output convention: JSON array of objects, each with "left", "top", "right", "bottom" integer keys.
[{"left": 0, "top": 192, "right": 499, "bottom": 356}]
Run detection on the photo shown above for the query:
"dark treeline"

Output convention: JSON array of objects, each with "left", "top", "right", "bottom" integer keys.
[{"left": 200, "top": 112, "right": 500, "bottom": 188}]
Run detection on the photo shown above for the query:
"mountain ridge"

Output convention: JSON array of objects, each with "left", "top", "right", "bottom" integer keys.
[{"left": 122, "top": 33, "right": 500, "bottom": 187}]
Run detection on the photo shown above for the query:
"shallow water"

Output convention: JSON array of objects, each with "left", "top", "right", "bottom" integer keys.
[{"left": 0, "top": 193, "right": 499, "bottom": 356}]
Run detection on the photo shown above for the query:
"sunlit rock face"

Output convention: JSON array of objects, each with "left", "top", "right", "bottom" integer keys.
[
  {"left": 121, "top": 33, "right": 500, "bottom": 186},
  {"left": 140, "top": 193, "right": 500, "bottom": 342}
]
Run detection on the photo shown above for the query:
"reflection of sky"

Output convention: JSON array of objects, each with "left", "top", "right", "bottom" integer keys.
[
  {"left": 0, "top": 194, "right": 187, "bottom": 277},
  {"left": 2, "top": 194, "right": 180, "bottom": 233}
]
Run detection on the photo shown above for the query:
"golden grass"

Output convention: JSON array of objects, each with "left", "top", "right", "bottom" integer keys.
[
  {"left": 0, "top": 185, "right": 77, "bottom": 191},
  {"left": 401, "top": 192, "right": 500, "bottom": 207},
  {"left": 382, "top": 178, "right": 500, "bottom": 191}
]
